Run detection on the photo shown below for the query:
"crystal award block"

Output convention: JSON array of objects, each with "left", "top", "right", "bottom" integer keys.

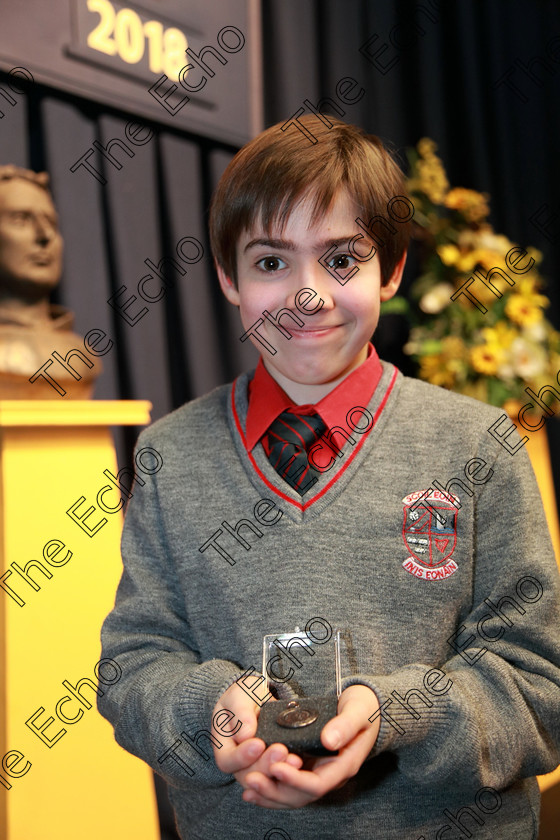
[{"left": 255, "top": 626, "right": 341, "bottom": 757}]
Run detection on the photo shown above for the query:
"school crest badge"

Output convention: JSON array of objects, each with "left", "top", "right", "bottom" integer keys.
[{"left": 401, "top": 490, "right": 459, "bottom": 581}]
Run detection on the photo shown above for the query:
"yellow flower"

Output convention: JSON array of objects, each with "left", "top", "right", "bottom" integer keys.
[
  {"left": 526, "top": 246, "right": 543, "bottom": 267},
  {"left": 437, "top": 244, "right": 461, "bottom": 266},
  {"left": 505, "top": 295, "right": 546, "bottom": 327},
  {"left": 452, "top": 272, "right": 503, "bottom": 310},
  {"left": 476, "top": 249, "right": 507, "bottom": 272},
  {"left": 455, "top": 251, "right": 481, "bottom": 273},
  {"left": 441, "top": 336, "right": 467, "bottom": 360},
  {"left": 416, "top": 158, "right": 449, "bottom": 203},
  {"left": 481, "top": 323, "right": 516, "bottom": 380},
  {"left": 455, "top": 248, "right": 503, "bottom": 273},
  {"left": 419, "top": 354, "right": 456, "bottom": 388},
  {"left": 417, "top": 137, "right": 437, "bottom": 157},
  {"left": 482, "top": 323, "right": 517, "bottom": 350},
  {"left": 444, "top": 188, "right": 490, "bottom": 223},
  {"left": 516, "top": 277, "right": 549, "bottom": 305},
  {"left": 413, "top": 139, "right": 449, "bottom": 203},
  {"left": 470, "top": 344, "right": 506, "bottom": 376}
]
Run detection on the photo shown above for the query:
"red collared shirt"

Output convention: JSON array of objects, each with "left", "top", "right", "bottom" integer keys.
[{"left": 246, "top": 343, "right": 383, "bottom": 455}]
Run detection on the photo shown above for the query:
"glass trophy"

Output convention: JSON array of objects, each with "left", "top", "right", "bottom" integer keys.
[{"left": 255, "top": 626, "right": 341, "bottom": 756}]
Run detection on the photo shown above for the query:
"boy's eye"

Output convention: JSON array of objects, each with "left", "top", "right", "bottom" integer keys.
[
  {"left": 326, "top": 252, "right": 355, "bottom": 270},
  {"left": 256, "top": 256, "right": 287, "bottom": 272}
]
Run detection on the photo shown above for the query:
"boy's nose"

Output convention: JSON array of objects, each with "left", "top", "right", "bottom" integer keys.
[{"left": 286, "top": 265, "right": 336, "bottom": 312}]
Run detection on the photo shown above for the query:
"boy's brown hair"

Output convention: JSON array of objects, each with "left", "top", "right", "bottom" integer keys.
[{"left": 209, "top": 114, "right": 411, "bottom": 286}]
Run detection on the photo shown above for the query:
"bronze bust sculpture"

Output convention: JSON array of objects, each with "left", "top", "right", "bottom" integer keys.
[{"left": 0, "top": 166, "right": 99, "bottom": 398}]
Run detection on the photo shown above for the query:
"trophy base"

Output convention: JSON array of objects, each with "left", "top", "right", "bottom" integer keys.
[{"left": 256, "top": 696, "right": 339, "bottom": 757}]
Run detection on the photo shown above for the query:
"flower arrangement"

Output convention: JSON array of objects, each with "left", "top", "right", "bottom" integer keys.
[{"left": 387, "top": 138, "right": 560, "bottom": 412}]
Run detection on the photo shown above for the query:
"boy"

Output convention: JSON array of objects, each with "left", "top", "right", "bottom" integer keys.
[{"left": 99, "top": 116, "right": 560, "bottom": 839}]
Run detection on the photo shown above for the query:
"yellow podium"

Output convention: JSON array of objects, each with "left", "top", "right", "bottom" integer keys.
[
  {"left": 0, "top": 401, "right": 160, "bottom": 840},
  {"left": 509, "top": 421, "right": 560, "bottom": 794}
]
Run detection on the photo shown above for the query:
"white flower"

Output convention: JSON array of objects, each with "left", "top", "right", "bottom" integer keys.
[
  {"left": 458, "top": 229, "right": 511, "bottom": 255},
  {"left": 475, "top": 231, "right": 511, "bottom": 254},
  {"left": 510, "top": 337, "right": 547, "bottom": 379},
  {"left": 522, "top": 321, "right": 547, "bottom": 342},
  {"left": 497, "top": 362, "right": 515, "bottom": 380},
  {"left": 419, "top": 283, "right": 455, "bottom": 314}
]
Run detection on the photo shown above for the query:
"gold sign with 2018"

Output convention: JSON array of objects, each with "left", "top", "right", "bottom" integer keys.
[{"left": 78, "top": 0, "right": 190, "bottom": 81}]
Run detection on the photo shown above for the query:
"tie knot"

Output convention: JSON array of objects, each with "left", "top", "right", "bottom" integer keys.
[
  {"left": 268, "top": 410, "right": 326, "bottom": 451},
  {"left": 264, "top": 410, "right": 327, "bottom": 496}
]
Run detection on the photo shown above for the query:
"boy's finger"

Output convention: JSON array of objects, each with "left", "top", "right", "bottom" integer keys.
[
  {"left": 217, "top": 683, "right": 276, "bottom": 743},
  {"left": 320, "top": 686, "right": 379, "bottom": 751},
  {"left": 231, "top": 712, "right": 258, "bottom": 743},
  {"left": 243, "top": 770, "right": 311, "bottom": 809},
  {"left": 216, "top": 737, "right": 266, "bottom": 774},
  {"left": 320, "top": 704, "right": 366, "bottom": 751},
  {"left": 270, "top": 724, "right": 375, "bottom": 796},
  {"left": 243, "top": 785, "right": 304, "bottom": 810},
  {"left": 268, "top": 760, "right": 333, "bottom": 798},
  {"left": 214, "top": 700, "right": 261, "bottom": 744}
]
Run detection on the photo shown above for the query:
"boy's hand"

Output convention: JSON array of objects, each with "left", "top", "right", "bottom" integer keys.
[
  {"left": 212, "top": 681, "right": 303, "bottom": 785},
  {"left": 241, "top": 684, "right": 381, "bottom": 809}
]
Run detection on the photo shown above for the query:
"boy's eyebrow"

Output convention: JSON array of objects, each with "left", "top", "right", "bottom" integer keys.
[
  {"left": 244, "top": 237, "right": 296, "bottom": 253},
  {"left": 243, "top": 236, "right": 358, "bottom": 254}
]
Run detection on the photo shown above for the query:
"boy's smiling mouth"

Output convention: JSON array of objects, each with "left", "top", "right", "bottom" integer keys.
[{"left": 285, "top": 324, "right": 342, "bottom": 336}]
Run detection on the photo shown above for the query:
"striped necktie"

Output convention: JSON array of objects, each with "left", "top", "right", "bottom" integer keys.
[{"left": 265, "top": 409, "right": 327, "bottom": 496}]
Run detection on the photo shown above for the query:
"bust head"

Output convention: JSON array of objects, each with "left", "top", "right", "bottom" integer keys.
[{"left": 0, "top": 166, "right": 63, "bottom": 299}]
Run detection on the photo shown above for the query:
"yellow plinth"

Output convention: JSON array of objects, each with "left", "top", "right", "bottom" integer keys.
[
  {"left": 522, "top": 424, "right": 560, "bottom": 566},
  {"left": 0, "top": 401, "right": 160, "bottom": 840},
  {"left": 511, "top": 421, "right": 560, "bottom": 793}
]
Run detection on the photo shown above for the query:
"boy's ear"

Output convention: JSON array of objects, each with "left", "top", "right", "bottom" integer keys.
[
  {"left": 216, "top": 262, "right": 240, "bottom": 306},
  {"left": 379, "top": 250, "right": 407, "bottom": 302}
]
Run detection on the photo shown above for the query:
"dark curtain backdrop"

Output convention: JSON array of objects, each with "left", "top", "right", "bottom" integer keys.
[{"left": 2, "top": 1, "right": 560, "bottom": 837}]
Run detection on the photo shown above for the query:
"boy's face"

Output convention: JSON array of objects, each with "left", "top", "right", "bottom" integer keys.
[{"left": 217, "top": 189, "right": 404, "bottom": 401}]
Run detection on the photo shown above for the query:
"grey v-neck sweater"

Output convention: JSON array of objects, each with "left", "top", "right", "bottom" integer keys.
[{"left": 99, "top": 362, "right": 560, "bottom": 840}]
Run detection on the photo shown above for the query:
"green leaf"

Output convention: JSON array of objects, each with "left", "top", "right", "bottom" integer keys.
[
  {"left": 380, "top": 296, "right": 410, "bottom": 315},
  {"left": 418, "top": 339, "right": 443, "bottom": 356},
  {"left": 486, "top": 378, "right": 514, "bottom": 407}
]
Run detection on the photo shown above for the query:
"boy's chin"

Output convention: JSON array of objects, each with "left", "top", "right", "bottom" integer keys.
[
  {"left": 266, "top": 361, "right": 359, "bottom": 390},
  {"left": 276, "top": 352, "right": 369, "bottom": 386}
]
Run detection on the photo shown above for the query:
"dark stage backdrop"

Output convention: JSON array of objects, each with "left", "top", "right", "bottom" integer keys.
[{"left": 2, "top": 1, "right": 560, "bottom": 837}]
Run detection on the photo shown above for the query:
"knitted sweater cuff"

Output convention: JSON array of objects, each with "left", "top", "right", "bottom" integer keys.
[
  {"left": 176, "top": 659, "right": 245, "bottom": 786},
  {"left": 342, "top": 666, "right": 454, "bottom": 761}
]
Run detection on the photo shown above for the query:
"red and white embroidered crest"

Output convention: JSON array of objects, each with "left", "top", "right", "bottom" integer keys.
[{"left": 401, "top": 489, "right": 459, "bottom": 581}]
